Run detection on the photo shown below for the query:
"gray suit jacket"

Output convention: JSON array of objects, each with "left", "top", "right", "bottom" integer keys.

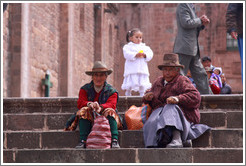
[{"left": 173, "top": 3, "right": 204, "bottom": 56}]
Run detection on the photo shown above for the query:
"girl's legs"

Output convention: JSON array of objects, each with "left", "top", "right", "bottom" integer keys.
[
  {"left": 125, "top": 89, "right": 131, "bottom": 96},
  {"left": 139, "top": 87, "right": 145, "bottom": 96}
]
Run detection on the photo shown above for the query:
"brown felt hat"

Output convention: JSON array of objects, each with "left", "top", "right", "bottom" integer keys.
[
  {"left": 158, "top": 53, "right": 184, "bottom": 70},
  {"left": 85, "top": 61, "right": 113, "bottom": 76}
]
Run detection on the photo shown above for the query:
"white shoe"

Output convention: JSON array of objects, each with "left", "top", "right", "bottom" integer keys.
[{"left": 166, "top": 140, "right": 183, "bottom": 148}]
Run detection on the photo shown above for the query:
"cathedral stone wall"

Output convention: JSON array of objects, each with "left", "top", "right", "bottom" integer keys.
[{"left": 3, "top": 3, "right": 242, "bottom": 97}]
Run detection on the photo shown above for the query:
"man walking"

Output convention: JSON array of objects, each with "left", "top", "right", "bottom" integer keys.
[{"left": 173, "top": 3, "right": 211, "bottom": 94}]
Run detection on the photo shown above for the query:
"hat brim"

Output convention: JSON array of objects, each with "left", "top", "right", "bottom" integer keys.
[
  {"left": 85, "top": 69, "right": 113, "bottom": 76},
  {"left": 158, "top": 64, "right": 184, "bottom": 70}
]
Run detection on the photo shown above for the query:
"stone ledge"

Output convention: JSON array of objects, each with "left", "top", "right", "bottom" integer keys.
[
  {"left": 3, "top": 129, "right": 243, "bottom": 149},
  {"left": 3, "top": 111, "right": 242, "bottom": 131},
  {"left": 3, "top": 94, "right": 243, "bottom": 113},
  {"left": 3, "top": 148, "right": 243, "bottom": 163}
]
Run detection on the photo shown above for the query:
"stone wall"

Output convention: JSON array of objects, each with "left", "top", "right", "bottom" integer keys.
[{"left": 2, "top": 3, "right": 243, "bottom": 97}]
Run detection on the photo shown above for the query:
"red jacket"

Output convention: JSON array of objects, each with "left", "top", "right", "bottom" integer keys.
[
  {"left": 143, "top": 75, "right": 201, "bottom": 124},
  {"left": 77, "top": 89, "right": 118, "bottom": 111}
]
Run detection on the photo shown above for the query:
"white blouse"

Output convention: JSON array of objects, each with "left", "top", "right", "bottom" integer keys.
[{"left": 123, "top": 42, "right": 153, "bottom": 77}]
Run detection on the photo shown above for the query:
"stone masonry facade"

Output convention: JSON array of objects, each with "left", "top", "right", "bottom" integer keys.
[{"left": 3, "top": 3, "right": 243, "bottom": 97}]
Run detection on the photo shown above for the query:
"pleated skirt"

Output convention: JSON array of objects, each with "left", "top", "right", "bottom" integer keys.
[{"left": 143, "top": 104, "right": 211, "bottom": 147}]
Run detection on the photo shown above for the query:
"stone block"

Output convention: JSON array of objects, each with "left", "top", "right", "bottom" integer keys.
[
  {"left": 3, "top": 98, "right": 25, "bottom": 113},
  {"left": 39, "top": 99, "right": 61, "bottom": 112},
  {"left": 138, "top": 148, "right": 193, "bottom": 163},
  {"left": 4, "top": 114, "right": 45, "bottom": 131},
  {"left": 102, "top": 149, "right": 136, "bottom": 163},
  {"left": 42, "top": 131, "right": 79, "bottom": 149},
  {"left": 121, "top": 130, "right": 144, "bottom": 148},
  {"left": 200, "top": 112, "right": 226, "bottom": 128},
  {"left": 211, "top": 129, "right": 243, "bottom": 148},
  {"left": 60, "top": 98, "right": 77, "bottom": 113},
  {"left": 193, "top": 148, "right": 243, "bottom": 163},
  {"left": 200, "top": 95, "right": 243, "bottom": 110},
  {"left": 46, "top": 113, "right": 71, "bottom": 130},
  {"left": 3, "top": 150, "right": 14, "bottom": 163},
  {"left": 6, "top": 132, "right": 40, "bottom": 149},
  {"left": 192, "top": 130, "right": 210, "bottom": 148},
  {"left": 227, "top": 111, "right": 243, "bottom": 128}
]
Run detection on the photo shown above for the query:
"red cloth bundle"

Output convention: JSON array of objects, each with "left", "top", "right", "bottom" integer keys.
[{"left": 86, "top": 112, "right": 112, "bottom": 149}]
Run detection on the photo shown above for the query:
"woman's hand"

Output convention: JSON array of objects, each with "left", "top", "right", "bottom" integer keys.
[
  {"left": 166, "top": 96, "right": 179, "bottom": 104},
  {"left": 144, "top": 92, "right": 154, "bottom": 101},
  {"left": 87, "top": 101, "right": 102, "bottom": 113}
]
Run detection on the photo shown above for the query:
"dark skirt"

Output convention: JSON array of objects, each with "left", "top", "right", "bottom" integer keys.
[{"left": 143, "top": 104, "right": 210, "bottom": 147}]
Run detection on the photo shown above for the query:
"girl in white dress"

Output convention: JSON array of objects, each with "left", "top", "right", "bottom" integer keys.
[{"left": 121, "top": 28, "right": 153, "bottom": 96}]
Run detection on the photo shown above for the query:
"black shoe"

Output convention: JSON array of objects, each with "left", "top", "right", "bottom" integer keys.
[
  {"left": 157, "top": 128, "right": 172, "bottom": 148},
  {"left": 75, "top": 140, "right": 86, "bottom": 149},
  {"left": 111, "top": 139, "right": 120, "bottom": 148}
]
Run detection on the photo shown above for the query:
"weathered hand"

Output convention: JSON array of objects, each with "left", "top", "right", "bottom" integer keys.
[
  {"left": 166, "top": 96, "right": 179, "bottom": 104},
  {"left": 144, "top": 92, "right": 154, "bottom": 101}
]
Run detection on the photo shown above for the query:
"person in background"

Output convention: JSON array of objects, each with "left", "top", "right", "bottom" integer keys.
[
  {"left": 65, "top": 61, "right": 122, "bottom": 149},
  {"left": 211, "top": 67, "right": 223, "bottom": 88},
  {"left": 226, "top": 3, "right": 243, "bottom": 81},
  {"left": 121, "top": 28, "right": 153, "bottom": 96},
  {"left": 173, "top": 3, "right": 211, "bottom": 94},
  {"left": 220, "top": 73, "right": 232, "bottom": 94},
  {"left": 205, "top": 66, "right": 221, "bottom": 94},
  {"left": 186, "top": 70, "right": 196, "bottom": 88},
  {"left": 201, "top": 56, "right": 214, "bottom": 70},
  {"left": 142, "top": 53, "right": 210, "bottom": 148}
]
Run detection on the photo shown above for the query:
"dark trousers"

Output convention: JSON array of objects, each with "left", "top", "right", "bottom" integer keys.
[{"left": 178, "top": 53, "right": 212, "bottom": 94}]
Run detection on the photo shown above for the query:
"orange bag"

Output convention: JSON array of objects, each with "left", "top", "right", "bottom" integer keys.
[{"left": 125, "top": 104, "right": 152, "bottom": 130}]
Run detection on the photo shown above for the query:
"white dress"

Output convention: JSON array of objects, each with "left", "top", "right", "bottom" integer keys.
[{"left": 121, "top": 42, "right": 153, "bottom": 93}]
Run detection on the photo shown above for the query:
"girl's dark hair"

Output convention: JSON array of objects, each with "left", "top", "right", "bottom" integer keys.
[{"left": 126, "top": 28, "right": 141, "bottom": 42}]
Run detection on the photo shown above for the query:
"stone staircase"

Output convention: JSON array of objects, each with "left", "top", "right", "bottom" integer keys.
[{"left": 3, "top": 95, "right": 244, "bottom": 163}]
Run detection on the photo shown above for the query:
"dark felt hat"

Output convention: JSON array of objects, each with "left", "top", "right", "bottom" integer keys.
[
  {"left": 158, "top": 53, "right": 184, "bottom": 70},
  {"left": 85, "top": 61, "right": 113, "bottom": 75}
]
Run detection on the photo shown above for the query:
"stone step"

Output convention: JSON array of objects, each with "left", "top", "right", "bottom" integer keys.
[
  {"left": 3, "top": 110, "right": 243, "bottom": 131},
  {"left": 3, "top": 148, "right": 243, "bottom": 163},
  {"left": 3, "top": 129, "right": 243, "bottom": 150},
  {"left": 3, "top": 94, "right": 243, "bottom": 114}
]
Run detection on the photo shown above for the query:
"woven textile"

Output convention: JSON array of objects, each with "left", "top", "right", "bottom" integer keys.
[
  {"left": 125, "top": 104, "right": 152, "bottom": 130},
  {"left": 86, "top": 113, "right": 112, "bottom": 149}
]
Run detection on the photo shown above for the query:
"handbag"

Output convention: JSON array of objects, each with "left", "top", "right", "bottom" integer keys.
[
  {"left": 86, "top": 110, "right": 112, "bottom": 149},
  {"left": 125, "top": 104, "right": 152, "bottom": 130}
]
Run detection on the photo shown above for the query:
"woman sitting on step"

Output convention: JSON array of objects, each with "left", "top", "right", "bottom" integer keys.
[
  {"left": 65, "top": 61, "right": 122, "bottom": 149},
  {"left": 142, "top": 53, "right": 210, "bottom": 148}
]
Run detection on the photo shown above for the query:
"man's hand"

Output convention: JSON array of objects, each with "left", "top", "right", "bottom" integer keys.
[
  {"left": 144, "top": 92, "right": 154, "bottom": 101},
  {"left": 200, "top": 15, "right": 210, "bottom": 25}
]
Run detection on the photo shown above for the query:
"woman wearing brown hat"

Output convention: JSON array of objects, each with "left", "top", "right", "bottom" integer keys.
[
  {"left": 142, "top": 53, "right": 210, "bottom": 148},
  {"left": 65, "top": 61, "right": 122, "bottom": 148}
]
